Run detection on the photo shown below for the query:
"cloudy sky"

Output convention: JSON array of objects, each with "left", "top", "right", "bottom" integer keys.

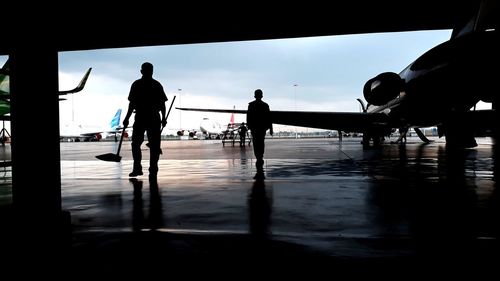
[{"left": 2, "top": 29, "right": 456, "bottom": 135}]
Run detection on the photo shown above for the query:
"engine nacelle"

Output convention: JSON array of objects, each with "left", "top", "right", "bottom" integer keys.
[{"left": 363, "top": 72, "right": 404, "bottom": 106}]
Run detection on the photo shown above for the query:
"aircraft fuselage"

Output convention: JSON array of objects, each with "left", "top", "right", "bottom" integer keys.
[{"left": 366, "top": 30, "right": 498, "bottom": 131}]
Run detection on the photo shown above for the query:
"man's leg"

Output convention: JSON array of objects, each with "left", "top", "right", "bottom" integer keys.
[
  {"left": 147, "top": 123, "right": 162, "bottom": 176},
  {"left": 252, "top": 132, "right": 265, "bottom": 171},
  {"left": 130, "top": 125, "right": 145, "bottom": 176}
]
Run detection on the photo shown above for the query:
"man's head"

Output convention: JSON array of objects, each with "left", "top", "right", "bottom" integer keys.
[
  {"left": 141, "top": 62, "right": 154, "bottom": 77},
  {"left": 254, "top": 89, "right": 263, "bottom": 100}
]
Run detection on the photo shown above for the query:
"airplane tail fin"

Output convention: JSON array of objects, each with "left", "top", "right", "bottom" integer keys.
[
  {"left": 230, "top": 105, "right": 235, "bottom": 125},
  {"left": 110, "top": 109, "right": 122, "bottom": 130},
  {"left": 59, "top": 67, "right": 92, "bottom": 95}
]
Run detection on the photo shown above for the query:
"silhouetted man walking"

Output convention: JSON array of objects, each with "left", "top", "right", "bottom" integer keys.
[
  {"left": 247, "top": 89, "right": 273, "bottom": 176},
  {"left": 123, "top": 62, "right": 168, "bottom": 178}
]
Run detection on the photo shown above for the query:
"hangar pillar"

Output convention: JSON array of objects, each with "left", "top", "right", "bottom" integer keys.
[{"left": 9, "top": 49, "right": 68, "bottom": 250}]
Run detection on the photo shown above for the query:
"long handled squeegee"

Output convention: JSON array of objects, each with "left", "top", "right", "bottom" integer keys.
[
  {"left": 96, "top": 96, "right": 176, "bottom": 162},
  {"left": 95, "top": 126, "right": 128, "bottom": 162}
]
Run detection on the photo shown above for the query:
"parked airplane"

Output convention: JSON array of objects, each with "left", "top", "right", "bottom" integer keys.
[
  {"left": 0, "top": 58, "right": 92, "bottom": 120},
  {"left": 175, "top": 128, "right": 199, "bottom": 139},
  {"left": 60, "top": 109, "right": 126, "bottom": 142},
  {"left": 177, "top": 1, "right": 498, "bottom": 149},
  {"left": 199, "top": 117, "right": 225, "bottom": 139},
  {"left": 171, "top": 117, "right": 227, "bottom": 140},
  {"left": 199, "top": 108, "right": 237, "bottom": 139}
]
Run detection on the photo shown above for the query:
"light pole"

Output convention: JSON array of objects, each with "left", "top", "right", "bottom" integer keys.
[
  {"left": 178, "top": 88, "right": 182, "bottom": 129},
  {"left": 293, "top": 84, "right": 298, "bottom": 111},
  {"left": 293, "top": 84, "right": 298, "bottom": 138}
]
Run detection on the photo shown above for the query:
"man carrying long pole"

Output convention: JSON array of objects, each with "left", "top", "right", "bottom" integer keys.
[{"left": 123, "top": 62, "right": 168, "bottom": 178}]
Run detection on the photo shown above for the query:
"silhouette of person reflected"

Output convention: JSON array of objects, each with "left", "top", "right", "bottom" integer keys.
[
  {"left": 131, "top": 178, "right": 144, "bottom": 232},
  {"left": 248, "top": 177, "right": 272, "bottom": 238},
  {"left": 130, "top": 177, "right": 164, "bottom": 231},
  {"left": 148, "top": 177, "right": 163, "bottom": 230},
  {"left": 247, "top": 89, "right": 273, "bottom": 178},
  {"left": 123, "top": 62, "right": 168, "bottom": 178}
]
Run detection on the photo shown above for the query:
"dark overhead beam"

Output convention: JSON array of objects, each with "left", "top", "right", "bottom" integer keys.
[{"left": 2, "top": 1, "right": 479, "bottom": 54}]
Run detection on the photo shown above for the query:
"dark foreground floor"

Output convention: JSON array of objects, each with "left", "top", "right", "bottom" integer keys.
[{"left": 2, "top": 137, "right": 500, "bottom": 271}]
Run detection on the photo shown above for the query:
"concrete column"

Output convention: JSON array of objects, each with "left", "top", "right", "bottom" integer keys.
[{"left": 9, "top": 49, "right": 66, "bottom": 248}]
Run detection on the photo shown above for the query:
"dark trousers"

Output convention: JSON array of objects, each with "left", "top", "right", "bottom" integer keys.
[
  {"left": 251, "top": 130, "right": 266, "bottom": 170},
  {"left": 131, "top": 119, "right": 161, "bottom": 173}
]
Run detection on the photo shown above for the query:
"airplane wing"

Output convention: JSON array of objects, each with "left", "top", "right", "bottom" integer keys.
[
  {"left": 58, "top": 67, "right": 92, "bottom": 95},
  {"left": 177, "top": 107, "right": 389, "bottom": 132},
  {"left": 1, "top": 61, "right": 92, "bottom": 114},
  {"left": 178, "top": 106, "right": 497, "bottom": 138},
  {"left": 178, "top": 107, "right": 247, "bottom": 114},
  {"left": 1, "top": 59, "right": 91, "bottom": 95}
]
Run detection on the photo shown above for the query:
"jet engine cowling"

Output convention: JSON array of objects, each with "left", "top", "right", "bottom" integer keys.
[{"left": 363, "top": 72, "right": 404, "bottom": 106}]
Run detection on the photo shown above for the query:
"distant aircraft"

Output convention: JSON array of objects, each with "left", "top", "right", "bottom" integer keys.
[
  {"left": 177, "top": 1, "right": 498, "bottom": 149},
  {"left": 175, "top": 128, "right": 199, "bottom": 139},
  {"left": 164, "top": 126, "right": 198, "bottom": 139},
  {"left": 0, "top": 58, "right": 92, "bottom": 120},
  {"left": 199, "top": 107, "right": 237, "bottom": 139},
  {"left": 199, "top": 117, "right": 225, "bottom": 139},
  {"left": 60, "top": 108, "right": 125, "bottom": 142}
]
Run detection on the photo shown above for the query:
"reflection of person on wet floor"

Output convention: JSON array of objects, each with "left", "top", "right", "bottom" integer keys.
[
  {"left": 130, "top": 177, "right": 163, "bottom": 231},
  {"left": 247, "top": 89, "right": 273, "bottom": 175},
  {"left": 123, "top": 62, "right": 168, "bottom": 178},
  {"left": 248, "top": 178, "right": 272, "bottom": 238},
  {"left": 238, "top": 122, "right": 248, "bottom": 147}
]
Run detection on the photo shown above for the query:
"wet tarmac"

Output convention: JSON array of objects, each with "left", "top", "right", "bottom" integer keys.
[{"left": 2, "top": 137, "right": 500, "bottom": 268}]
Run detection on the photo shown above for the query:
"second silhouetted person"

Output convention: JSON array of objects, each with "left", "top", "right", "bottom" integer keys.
[{"left": 247, "top": 89, "right": 273, "bottom": 173}]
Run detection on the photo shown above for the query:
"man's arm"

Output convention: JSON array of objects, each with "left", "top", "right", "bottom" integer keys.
[
  {"left": 160, "top": 102, "right": 167, "bottom": 127},
  {"left": 158, "top": 83, "right": 168, "bottom": 127},
  {"left": 123, "top": 102, "right": 134, "bottom": 128},
  {"left": 267, "top": 104, "right": 273, "bottom": 136}
]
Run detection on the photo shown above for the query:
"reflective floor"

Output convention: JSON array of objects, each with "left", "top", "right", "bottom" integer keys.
[
  {"left": 56, "top": 137, "right": 500, "bottom": 263},
  {"left": 1, "top": 136, "right": 499, "bottom": 267}
]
